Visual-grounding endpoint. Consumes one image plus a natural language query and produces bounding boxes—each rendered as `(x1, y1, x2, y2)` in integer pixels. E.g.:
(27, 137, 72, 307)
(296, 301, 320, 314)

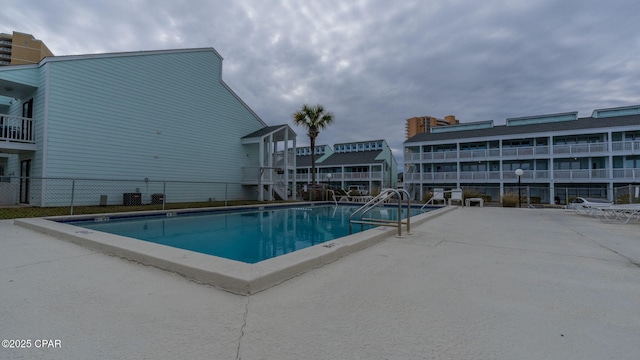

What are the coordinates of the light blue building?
(0, 48, 296, 206)
(404, 105, 640, 204)
(296, 140, 398, 194)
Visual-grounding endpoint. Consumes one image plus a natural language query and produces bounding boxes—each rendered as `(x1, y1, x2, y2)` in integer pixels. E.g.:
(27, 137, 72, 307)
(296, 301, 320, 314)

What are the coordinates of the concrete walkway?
(1, 207, 639, 359)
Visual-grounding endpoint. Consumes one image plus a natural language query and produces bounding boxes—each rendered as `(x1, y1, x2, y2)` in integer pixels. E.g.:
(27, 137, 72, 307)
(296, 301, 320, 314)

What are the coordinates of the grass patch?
(0, 200, 296, 220)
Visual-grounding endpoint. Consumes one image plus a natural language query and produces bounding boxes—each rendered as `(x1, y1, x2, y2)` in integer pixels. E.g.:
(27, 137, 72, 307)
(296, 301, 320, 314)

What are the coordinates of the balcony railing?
(0, 115, 35, 143)
(552, 169, 609, 180)
(273, 150, 295, 167)
(402, 169, 616, 183)
(459, 171, 503, 181)
(611, 140, 640, 152)
(404, 141, 636, 165)
(295, 171, 383, 182)
(458, 149, 501, 159)
(501, 146, 551, 157)
(613, 168, 640, 180)
(553, 142, 608, 155)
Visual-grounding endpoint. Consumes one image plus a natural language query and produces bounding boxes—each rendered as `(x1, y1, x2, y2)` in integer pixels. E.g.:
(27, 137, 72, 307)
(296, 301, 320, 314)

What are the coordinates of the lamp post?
(326, 173, 332, 201)
(515, 169, 523, 208)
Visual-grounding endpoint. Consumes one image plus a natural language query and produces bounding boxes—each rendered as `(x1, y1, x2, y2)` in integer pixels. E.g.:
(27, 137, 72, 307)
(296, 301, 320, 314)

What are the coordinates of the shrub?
(502, 192, 520, 207)
(616, 194, 640, 204)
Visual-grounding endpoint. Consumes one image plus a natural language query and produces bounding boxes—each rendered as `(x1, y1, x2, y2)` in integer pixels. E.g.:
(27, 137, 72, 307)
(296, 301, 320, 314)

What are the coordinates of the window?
(553, 158, 586, 170)
(460, 162, 487, 172)
(459, 142, 487, 151)
(434, 144, 456, 152)
(624, 156, 640, 168)
(503, 139, 533, 148)
(624, 131, 640, 140)
(504, 161, 532, 171)
(535, 160, 549, 170)
(554, 134, 604, 144)
(433, 163, 456, 172)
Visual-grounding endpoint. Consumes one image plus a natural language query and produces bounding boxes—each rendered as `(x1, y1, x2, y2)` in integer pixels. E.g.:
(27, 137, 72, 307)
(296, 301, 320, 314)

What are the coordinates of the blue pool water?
(67, 205, 425, 264)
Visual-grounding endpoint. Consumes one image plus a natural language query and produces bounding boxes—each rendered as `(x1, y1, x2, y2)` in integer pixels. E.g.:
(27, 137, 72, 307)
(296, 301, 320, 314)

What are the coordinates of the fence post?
(163, 182, 166, 210)
(225, 183, 228, 207)
(70, 179, 75, 215)
(630, 184, 633, 204)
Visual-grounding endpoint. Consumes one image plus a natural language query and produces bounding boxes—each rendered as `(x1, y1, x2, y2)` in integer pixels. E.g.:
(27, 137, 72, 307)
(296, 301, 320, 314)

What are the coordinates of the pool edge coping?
(14, 204, 456, 295)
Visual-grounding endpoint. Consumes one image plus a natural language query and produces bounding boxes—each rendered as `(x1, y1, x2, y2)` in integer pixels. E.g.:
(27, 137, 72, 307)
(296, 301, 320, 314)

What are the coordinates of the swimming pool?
(65, 205, 423, 264)
(16, 203, 453, 294)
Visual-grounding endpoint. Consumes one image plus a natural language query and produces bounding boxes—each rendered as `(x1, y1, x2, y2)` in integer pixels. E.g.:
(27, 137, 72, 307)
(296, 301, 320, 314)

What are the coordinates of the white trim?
(40, 62, 50, 206)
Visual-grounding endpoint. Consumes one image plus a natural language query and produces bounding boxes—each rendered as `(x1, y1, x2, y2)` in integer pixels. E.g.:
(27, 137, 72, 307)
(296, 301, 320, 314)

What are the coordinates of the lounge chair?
(449, 189, 463, 206)
(568, 197, 612, 215)
(596, 204, 640, 224)
(336, 189, 353, 202)
(431, 188, 446, 205)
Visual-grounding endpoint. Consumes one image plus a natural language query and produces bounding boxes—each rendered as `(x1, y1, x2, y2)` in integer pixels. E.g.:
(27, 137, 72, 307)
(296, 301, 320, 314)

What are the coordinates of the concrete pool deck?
(11, 205, 454, 295)
(1, 207, 640, 359)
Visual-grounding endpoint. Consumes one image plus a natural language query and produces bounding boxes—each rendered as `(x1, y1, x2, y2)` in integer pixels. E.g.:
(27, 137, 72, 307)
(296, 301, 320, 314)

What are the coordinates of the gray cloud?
(3, 0, 639, 167)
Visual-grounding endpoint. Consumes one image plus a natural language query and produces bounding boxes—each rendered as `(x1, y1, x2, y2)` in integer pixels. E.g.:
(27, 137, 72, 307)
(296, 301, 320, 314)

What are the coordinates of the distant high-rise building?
(405, 115, 458, 139)
(0, 31, 53, 66)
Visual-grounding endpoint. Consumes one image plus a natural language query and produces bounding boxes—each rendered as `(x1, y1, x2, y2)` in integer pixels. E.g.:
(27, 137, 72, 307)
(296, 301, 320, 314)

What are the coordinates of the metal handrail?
(328, 189, 337, 206)
(421, 189, 461, 210)
(349, 188, 411, 236)
(421, 189, 450, 210)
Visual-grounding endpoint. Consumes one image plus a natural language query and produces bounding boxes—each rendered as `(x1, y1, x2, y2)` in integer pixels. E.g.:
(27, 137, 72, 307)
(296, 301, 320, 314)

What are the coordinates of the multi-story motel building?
(296, 140, 398, 194)
(0, 31, 53, 66)
(403, 105, 640, 205)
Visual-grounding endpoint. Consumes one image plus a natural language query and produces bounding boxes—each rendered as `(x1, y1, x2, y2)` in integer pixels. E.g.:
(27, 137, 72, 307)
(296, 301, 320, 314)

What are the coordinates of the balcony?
(553, 142, 608, 155)
(295, 171, 383, 183)
(612, 140, 640, 153)
(501, 146, 549, 158)
(612, 168, 640, 181)
(405, 141, 635, 165)
(458, 149, 501, 160)
(0, 114, 36, 152)
(552, 169, 609, 182)
(459, 171, 502, 182)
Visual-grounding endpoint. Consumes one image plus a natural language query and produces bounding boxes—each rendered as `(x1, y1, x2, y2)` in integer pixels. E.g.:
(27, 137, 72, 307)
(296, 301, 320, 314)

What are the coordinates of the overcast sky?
(2, 0, 639, 169)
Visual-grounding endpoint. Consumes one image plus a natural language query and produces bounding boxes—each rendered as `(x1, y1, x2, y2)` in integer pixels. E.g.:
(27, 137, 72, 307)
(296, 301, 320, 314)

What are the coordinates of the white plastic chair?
(449, 189, 464, 206)
(431, 188, 446, 205)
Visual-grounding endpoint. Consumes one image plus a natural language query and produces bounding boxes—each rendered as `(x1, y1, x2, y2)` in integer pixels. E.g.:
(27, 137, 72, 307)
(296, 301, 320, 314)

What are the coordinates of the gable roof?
(297, 151, 384, 167)
(39, 47, 224, 65)
(243, 125, 290, 139)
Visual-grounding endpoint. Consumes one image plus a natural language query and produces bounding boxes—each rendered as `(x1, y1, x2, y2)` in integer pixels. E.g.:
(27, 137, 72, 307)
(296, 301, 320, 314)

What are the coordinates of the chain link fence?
(0, 176, 264, 219)
(403, 183, 640, 206)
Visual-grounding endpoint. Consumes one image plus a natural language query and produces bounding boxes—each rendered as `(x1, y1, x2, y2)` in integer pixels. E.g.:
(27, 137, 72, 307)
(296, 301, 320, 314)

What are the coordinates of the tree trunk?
(310, 136, 316, 201)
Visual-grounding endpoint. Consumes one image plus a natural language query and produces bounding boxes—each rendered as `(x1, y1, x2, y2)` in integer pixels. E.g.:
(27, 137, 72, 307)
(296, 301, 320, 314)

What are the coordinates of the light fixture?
(515, 169, 524, 208)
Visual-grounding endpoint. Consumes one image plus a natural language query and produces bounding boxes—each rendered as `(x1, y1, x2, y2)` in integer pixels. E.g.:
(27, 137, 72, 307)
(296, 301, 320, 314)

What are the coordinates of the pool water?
(69, 205, 424, 264)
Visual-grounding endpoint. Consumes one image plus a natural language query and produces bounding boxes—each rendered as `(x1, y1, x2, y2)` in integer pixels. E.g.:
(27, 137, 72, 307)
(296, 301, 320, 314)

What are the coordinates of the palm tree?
(293, 104, 334, 200)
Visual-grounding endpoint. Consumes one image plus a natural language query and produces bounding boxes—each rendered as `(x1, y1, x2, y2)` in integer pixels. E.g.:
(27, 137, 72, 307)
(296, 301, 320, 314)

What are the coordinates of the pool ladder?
(349, 188, 411, 236)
